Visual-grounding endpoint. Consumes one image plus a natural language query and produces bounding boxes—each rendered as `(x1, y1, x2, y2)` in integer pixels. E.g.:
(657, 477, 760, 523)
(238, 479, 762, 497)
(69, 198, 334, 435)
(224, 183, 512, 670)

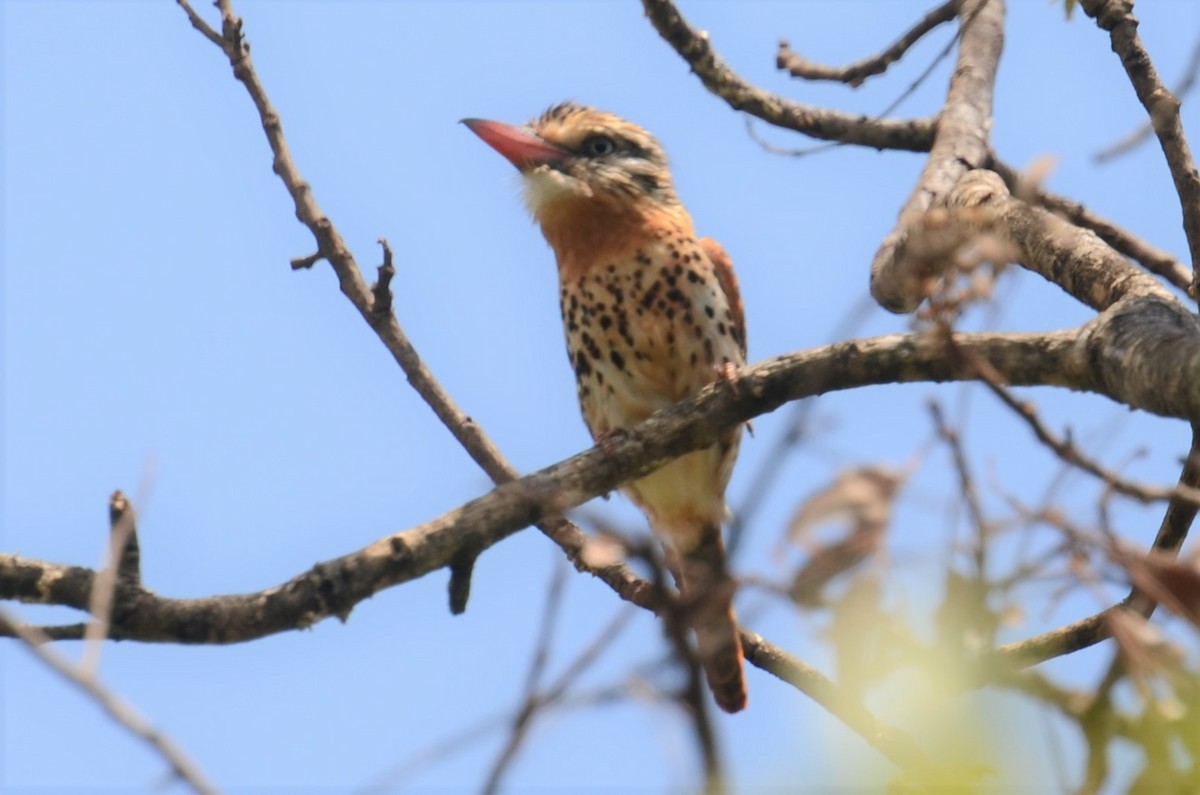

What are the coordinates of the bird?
(463, 102, 748, 713)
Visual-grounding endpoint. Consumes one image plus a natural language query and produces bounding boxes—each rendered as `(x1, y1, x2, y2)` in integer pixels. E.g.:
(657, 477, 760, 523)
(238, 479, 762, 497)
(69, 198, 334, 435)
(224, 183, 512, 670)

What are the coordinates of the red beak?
(461, 118, 567, 170)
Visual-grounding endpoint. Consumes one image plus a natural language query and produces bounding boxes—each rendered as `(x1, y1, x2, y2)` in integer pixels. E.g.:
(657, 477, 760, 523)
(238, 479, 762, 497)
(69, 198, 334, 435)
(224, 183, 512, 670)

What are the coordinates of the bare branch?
(1094, 35, 1200, 164)
(0, 609, 217, 794)
(991, 606, 1115, 670)
(6, 306, 1200, 640)
(1143, 426, 1200, 557)
(991, 158, 1194, 292)
(1115, 424, 1200, 619)
(481, 562, 569, 795)
(1079, 0, 1200, 296)
(741, 632, 938, 775)
(174, 0, 223, 48)
(776, 0, 959, 87)
(176, 0, 643, 614)
(969, 358, 1200, 506)
(871, 0, 1006, 312)
(641, 0, 936, 152)
(880, 170, 1172, 312)
(929, 400, 990, 577)
(981, 430, 1200, 675)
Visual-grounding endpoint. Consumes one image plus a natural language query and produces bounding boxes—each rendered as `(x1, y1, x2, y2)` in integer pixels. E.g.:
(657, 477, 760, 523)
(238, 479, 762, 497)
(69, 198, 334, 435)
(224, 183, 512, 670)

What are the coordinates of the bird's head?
(462, 102, 681, 225)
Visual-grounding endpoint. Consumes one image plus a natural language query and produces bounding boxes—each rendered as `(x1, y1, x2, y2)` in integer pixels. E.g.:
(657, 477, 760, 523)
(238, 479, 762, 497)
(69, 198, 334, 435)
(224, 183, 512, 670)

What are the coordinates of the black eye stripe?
(579, 134, 657, 162)
(633, 173, 659, 193)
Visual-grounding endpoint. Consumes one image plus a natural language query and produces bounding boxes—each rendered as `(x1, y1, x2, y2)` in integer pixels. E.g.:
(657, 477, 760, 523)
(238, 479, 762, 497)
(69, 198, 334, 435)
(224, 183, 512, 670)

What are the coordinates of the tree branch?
(1094, 34, 1200, 165)
(776, 0, 960, 87)
(875, 168, 1173, 313)
(175, 0, 640, 615)
(641, 0, 937, 152)
(742, 632, 938, 774)
(1079, 0, 1200, 296)
(991, 158, 1194, 293)
(10, 315, 1200, 633)
(978, 428, 1200, 678)
(0, 609, 218, 794)
(870, 0, 1006, 312)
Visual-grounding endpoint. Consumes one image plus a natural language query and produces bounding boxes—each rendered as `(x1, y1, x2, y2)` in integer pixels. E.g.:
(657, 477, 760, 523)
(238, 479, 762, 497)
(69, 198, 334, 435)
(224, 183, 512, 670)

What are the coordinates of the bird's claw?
(714, 362, 753, 435)
(596, 427, 631, 457)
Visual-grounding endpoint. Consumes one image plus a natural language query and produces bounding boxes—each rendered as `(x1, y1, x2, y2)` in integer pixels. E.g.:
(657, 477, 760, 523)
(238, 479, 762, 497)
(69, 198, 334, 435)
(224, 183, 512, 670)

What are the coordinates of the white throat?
(521, 168, 591, 215)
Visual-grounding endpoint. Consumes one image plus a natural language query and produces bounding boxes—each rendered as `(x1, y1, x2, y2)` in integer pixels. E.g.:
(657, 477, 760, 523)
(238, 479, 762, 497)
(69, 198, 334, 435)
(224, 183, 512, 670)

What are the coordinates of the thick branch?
(879, 170, 1172, 312)
(11, 322, 1200, 640)
(871, 0, 1005, 312)
(991, 158, 1193, 292)
(7, 324, 1199, 777)
(641, 0, 936, 152)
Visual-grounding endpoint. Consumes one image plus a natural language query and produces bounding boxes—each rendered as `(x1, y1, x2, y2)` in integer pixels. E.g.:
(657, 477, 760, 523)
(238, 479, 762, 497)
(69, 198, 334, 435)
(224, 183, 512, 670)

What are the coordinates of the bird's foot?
(714, 362, 753, 436)
(596, 427, 631, 457)
(714, 361, 739, 387)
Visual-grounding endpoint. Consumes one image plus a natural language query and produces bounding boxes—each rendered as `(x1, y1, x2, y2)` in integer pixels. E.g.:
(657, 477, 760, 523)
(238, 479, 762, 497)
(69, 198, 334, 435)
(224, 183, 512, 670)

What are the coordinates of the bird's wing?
(699, 237, 747, 360)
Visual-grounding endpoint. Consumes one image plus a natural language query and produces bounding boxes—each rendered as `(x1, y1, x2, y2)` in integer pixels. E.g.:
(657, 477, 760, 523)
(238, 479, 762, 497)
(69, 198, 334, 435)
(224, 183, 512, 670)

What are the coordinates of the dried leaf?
(781, 465, 904, 548)
(1014, 153, 1059, 202)
(1120, 550, 1200, 628)
(1106, 610, 1184, 687)
(789, 530, 882, 607)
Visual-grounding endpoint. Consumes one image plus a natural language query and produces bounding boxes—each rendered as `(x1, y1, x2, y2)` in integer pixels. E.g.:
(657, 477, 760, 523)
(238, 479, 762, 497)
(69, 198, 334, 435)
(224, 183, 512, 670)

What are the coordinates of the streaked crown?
(522, 102, 678, 210)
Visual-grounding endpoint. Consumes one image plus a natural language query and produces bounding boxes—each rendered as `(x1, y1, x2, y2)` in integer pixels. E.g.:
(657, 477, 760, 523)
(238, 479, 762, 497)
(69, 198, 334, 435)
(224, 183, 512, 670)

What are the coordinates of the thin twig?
(979, 428, 1200, 676)
(1095, 35, 1200, 163)
(641, 0, 936, 152)
(480, 561, 569, 795)
(741, 632, 938, 776)
(970, 354, 1200, 507)
(928, 400, 990, 578)
(0, 608, 218, 794)
(776, 0, 959, 87)
(745, 5, 962, 161)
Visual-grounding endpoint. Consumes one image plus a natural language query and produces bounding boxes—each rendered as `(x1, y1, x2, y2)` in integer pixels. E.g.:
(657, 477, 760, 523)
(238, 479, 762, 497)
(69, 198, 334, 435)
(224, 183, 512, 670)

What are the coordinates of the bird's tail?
(679, 527, 747, 714)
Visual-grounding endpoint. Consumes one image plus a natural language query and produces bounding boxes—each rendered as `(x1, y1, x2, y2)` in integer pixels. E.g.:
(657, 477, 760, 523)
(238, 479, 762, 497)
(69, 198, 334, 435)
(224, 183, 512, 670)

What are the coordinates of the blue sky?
(4, 1, 1200, 792)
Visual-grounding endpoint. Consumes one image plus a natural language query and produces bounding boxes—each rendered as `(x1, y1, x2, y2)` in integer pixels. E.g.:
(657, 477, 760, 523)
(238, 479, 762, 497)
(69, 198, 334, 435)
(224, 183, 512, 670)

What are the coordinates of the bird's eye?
(583, 135, 616, 156)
